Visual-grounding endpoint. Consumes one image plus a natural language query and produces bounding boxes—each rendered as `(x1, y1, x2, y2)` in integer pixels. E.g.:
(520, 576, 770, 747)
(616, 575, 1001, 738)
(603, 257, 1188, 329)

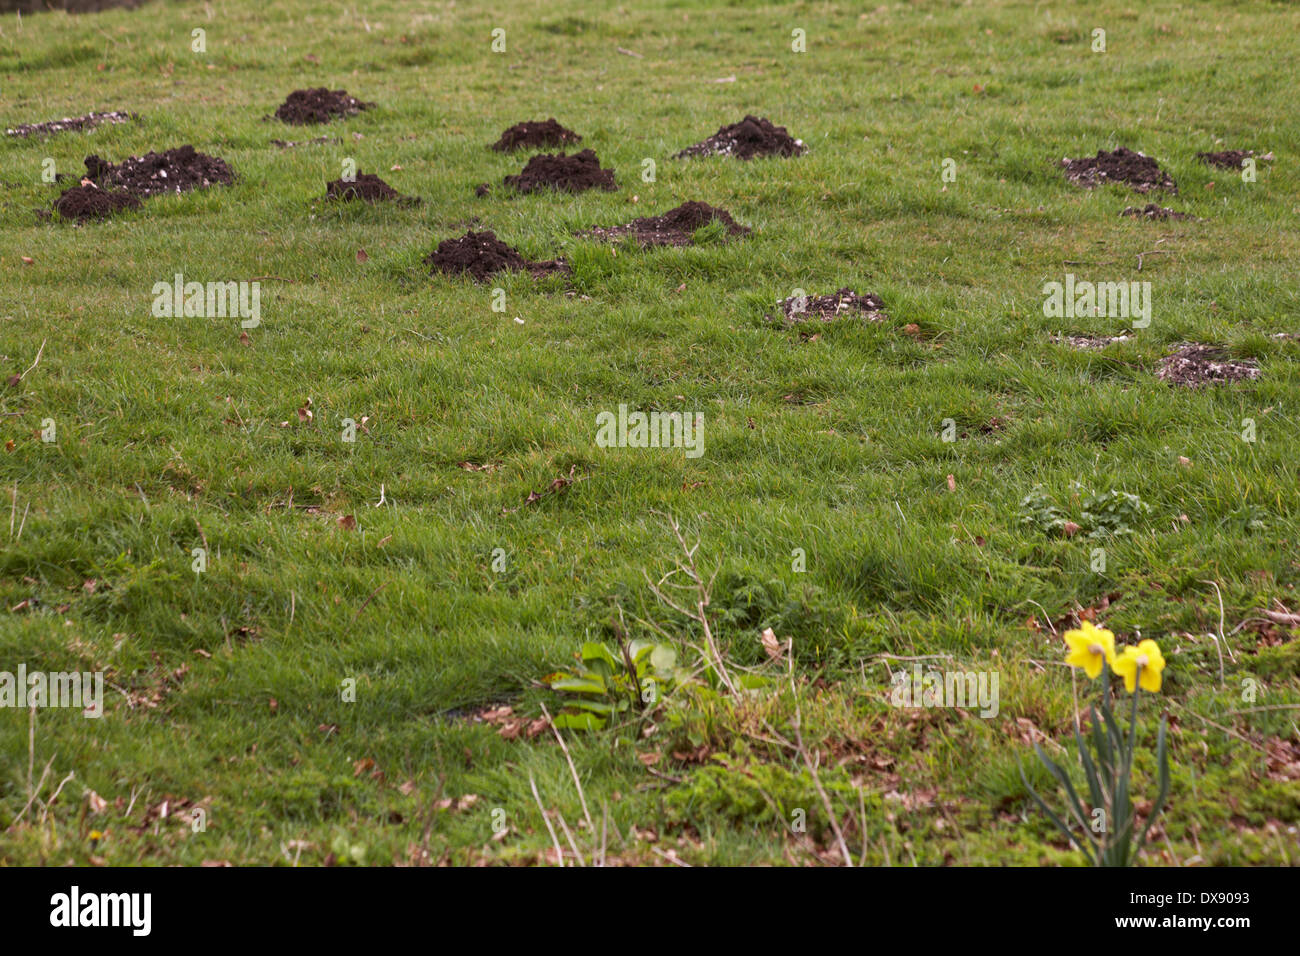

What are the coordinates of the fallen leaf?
(21, 256, 34, 265)
(1062, 520, 1081, 537)
(337, 514, 357, 531)
(760, 627, 784, 660)
(355, 248, 369, 262)
(946, 473, 956, 492)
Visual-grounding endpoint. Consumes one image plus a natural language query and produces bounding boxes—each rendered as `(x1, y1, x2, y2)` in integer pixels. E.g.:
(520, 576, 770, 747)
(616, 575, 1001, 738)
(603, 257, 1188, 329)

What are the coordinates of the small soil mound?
(325, 173, 400, 202)
(1157, 344, 1259, 387)
(84, 145, 234, 197)
(1196, 149, 1253, 170)
(504, 149, 616, 193)
(1060, 148, 1177, 194)
(52, 183, 141, 221)
(274, 88, 375, 125)
(769, 288, 885, 325)
(580, 201, 750, 246)
(424, 230, 565, 282)
(7, 110, 134, 138)
(491, 119, 581, 152)
(675, 115, 806, 160)
(1121, 204, 1193, 221)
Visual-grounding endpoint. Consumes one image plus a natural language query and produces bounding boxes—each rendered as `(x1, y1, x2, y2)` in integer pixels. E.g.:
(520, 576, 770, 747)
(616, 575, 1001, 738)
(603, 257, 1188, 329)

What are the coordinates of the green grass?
(2, 0, 1299, 866)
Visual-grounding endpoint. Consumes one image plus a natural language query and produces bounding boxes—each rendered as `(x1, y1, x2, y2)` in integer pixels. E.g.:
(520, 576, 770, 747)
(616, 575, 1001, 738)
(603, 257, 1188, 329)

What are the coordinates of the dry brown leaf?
(760, 627, 784, 660)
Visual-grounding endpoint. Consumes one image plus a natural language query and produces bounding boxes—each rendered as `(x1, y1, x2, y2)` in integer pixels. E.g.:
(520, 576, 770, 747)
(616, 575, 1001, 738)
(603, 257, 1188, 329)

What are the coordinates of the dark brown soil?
(424, 230, 565, 282)
(1121, 204, 1193, 221)
(83, 145, 234, 197)
(6, 110, 134, 138)
(579, 201, 750, 247)
(504, 149, 616, 194)
(324, 173, 400, 202)
(1196, 149, 1253, 170)
(274, 88, 375, 126)
(768, 288, 886, 325)
(52, 183, 142, 221)
(675, 115, 806, 160)
(1157, 344, 1259, 387)
(491, 119, 581, 152)
(1060, 148, 1177, 194)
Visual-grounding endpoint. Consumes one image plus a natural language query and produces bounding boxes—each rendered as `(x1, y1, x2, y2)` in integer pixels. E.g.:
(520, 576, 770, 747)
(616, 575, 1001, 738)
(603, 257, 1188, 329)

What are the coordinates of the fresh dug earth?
(1121, 204, 1193, 221)
(425, 230, 565, 282)
(1157, 344, 1260, 387)
(1060, 148, 1177, 194)
(579, 201, 750, 247)
(675, 115, 806, 160)
(769, 288, 886, 325)
(324, 173, 401, 202)
(6, 110, 134, 138)
(1197, 149, 1253, 170)
(504, 149, 616, 193)
(84, 145, 234, 197)
(274, 88, 375, 125)
(52, 183, 142, 221)
(491, 118, 581, 152)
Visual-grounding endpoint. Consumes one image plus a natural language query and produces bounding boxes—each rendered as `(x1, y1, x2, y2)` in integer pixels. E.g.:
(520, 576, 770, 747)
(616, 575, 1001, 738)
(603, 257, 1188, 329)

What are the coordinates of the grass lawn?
(2, 0, 1299, 866)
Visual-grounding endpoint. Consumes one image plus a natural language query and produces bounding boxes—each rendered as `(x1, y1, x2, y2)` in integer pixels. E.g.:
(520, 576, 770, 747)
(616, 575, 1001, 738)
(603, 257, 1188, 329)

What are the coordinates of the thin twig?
(528, 773, 565, 867)
(541, 702, 595, 835)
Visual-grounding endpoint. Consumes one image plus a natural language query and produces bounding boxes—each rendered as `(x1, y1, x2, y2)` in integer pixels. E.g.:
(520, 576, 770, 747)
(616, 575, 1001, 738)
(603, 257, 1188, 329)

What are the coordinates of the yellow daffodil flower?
(1111, 639, 1166, 693)
(1063, 620, 1116, 679)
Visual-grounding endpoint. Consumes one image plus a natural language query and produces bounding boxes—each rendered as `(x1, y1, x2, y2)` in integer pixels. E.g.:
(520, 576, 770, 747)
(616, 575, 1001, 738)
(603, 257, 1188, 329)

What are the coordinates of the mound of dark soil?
(274, 88, 375, 125)
(1157, 344, 1259, 387)
(325, 173, 400, 202)
(1121, 204, 1193, 221)
(504, 149, 616, 193)
(6, 110, 134, 138)
(1061, 148, 1177, 194)
(84, 145, 234, 197)
(769, 288, 886, 325)
(425, 230, 565, 282)
(52, 183, 141, 221)
(491, 119, 581, 152)
(580, 201, 750, 246)
(675, 115, 806, 160)
(1196, 149, 1253, 170)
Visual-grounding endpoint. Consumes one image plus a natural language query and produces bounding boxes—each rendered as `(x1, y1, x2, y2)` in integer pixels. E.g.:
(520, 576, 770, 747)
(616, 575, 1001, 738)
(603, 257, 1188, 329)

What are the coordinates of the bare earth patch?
(1121, 204, 1195, 221)
(1052, 333, 1132, 350)
(768, 288, 886, 325)
(6, 110, 134, 137)
(579, 201, 750, 246)
(1157, 344, 1260, 387)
